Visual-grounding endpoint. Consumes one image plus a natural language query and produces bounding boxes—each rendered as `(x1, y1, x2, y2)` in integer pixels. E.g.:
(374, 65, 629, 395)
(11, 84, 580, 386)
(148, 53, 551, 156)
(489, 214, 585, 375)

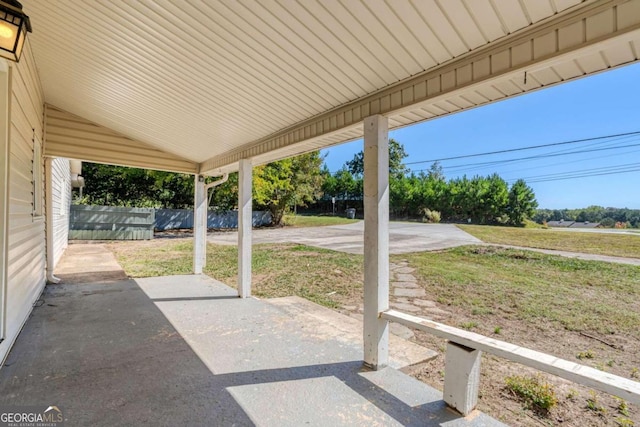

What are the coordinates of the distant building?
(547, 220, 601, 228)
(569, 221, 602, 228)
(547, 220, 574, 228)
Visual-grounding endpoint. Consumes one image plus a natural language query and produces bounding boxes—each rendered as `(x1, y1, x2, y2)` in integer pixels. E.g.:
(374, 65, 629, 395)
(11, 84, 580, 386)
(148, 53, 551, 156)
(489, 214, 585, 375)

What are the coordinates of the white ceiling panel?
(22, 0, 616, 170)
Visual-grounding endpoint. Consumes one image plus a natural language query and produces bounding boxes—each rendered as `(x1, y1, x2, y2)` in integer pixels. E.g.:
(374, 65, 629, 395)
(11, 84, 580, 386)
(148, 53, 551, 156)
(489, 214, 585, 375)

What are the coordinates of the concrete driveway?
(208, 221, 481, 254)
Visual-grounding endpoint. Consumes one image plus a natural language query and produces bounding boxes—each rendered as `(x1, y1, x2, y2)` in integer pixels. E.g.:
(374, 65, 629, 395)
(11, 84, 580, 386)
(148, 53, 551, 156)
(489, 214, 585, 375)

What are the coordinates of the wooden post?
(238, 159, 252, 298)
(444, 341, 482, 416)
(363, 115, 389, 370)
(193, 174, 206, 274)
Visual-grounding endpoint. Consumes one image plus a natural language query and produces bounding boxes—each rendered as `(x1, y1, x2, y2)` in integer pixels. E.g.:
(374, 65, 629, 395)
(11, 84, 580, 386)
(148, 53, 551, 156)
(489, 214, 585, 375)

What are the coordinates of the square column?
(238, 159, 252, 298)
(363, 115, 390, 370)
(193, 175, 206, 274)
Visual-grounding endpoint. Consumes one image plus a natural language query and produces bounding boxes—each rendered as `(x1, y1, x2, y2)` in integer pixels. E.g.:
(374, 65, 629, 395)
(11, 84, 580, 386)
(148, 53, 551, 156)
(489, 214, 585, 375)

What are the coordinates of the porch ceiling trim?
(200, 0, 640, 175)
(44, 105, 199, 174)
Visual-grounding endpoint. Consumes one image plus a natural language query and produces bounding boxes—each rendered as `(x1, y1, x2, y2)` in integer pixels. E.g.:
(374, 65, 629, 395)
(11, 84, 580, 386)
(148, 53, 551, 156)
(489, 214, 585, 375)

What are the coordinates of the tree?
(346, 138, 408, 178)
(507, 179, 538, 226)
(253, 151, 325, 225)
(426, 161, 445, 182)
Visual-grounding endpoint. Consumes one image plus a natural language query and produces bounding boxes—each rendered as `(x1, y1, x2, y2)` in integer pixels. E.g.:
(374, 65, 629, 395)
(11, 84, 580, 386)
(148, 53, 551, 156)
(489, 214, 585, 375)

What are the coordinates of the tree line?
(319, 139, 538, 226)
(534, 206, 640, 228)
(79, 139, 540, 226)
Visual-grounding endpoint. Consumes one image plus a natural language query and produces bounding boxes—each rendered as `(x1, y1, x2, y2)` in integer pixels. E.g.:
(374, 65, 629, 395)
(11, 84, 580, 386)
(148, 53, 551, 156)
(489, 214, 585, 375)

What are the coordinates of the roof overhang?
(23, 0, 640, 176)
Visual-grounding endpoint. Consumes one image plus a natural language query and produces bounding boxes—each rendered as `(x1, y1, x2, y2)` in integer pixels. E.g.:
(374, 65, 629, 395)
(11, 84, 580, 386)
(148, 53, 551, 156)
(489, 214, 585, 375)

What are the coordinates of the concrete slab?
(0, 274, 504, 426)
(54, 243, 128, 283)
(394, 288, 427, 297)
(208, 222, 482, 255)
(265, 296, 436, 369)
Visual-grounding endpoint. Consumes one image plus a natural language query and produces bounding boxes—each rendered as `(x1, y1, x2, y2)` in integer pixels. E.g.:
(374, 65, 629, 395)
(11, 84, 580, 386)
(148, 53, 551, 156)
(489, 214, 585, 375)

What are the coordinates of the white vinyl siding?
(0, 40, 46, 365)
(50, 158, 70, 267)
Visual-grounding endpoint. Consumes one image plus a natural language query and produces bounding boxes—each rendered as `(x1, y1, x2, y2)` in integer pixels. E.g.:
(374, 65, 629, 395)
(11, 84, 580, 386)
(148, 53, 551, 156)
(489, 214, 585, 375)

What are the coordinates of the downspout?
(205, 173, 229, 212)
(44, 158, 60, 284)
(205, 173, 229, 196)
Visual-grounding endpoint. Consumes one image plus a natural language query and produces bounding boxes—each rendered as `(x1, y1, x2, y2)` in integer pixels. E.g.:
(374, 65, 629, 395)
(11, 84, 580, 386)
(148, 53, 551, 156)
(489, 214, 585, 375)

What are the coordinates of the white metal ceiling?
(25, 0, 584, 166)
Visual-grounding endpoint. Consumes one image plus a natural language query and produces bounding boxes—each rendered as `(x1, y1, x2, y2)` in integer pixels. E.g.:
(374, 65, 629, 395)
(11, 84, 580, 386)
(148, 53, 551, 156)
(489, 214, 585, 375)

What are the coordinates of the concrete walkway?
(485, 244, 640, 266)
(209, 221, 481, 254)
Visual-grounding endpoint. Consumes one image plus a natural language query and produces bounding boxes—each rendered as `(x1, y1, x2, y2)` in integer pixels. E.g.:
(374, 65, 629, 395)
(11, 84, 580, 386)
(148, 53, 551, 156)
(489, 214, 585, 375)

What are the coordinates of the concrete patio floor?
(208, 222, 481, 254)
(0, 273, 504, 426)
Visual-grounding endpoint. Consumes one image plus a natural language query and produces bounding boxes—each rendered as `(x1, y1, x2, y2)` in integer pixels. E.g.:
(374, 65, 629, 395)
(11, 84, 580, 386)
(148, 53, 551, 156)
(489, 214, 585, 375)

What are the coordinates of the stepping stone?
(396, 274, 417, 282)
(391, 302, 422, 312)
(341, 305, 357, 311)
(394, 288, 426, 297)
(392, 281, 419, 289)
(394, 267, 415, 274)
(413, 299, 436, 308)
(395, 297, 411, 304)
(390, 322, 414, 340)
(349, 313, 363, 322)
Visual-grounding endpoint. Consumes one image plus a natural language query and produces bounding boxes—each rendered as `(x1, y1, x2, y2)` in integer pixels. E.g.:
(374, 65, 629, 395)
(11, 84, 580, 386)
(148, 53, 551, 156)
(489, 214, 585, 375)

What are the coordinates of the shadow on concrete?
(150, 295, 240, 302)
(0, 279, 254, 426)
(0, 277, 496, 426)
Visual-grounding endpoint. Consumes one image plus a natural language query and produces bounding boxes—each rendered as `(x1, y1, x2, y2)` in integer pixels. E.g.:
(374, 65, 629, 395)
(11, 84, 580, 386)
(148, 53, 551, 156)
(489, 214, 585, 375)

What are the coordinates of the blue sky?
(322, 62, 640, 209)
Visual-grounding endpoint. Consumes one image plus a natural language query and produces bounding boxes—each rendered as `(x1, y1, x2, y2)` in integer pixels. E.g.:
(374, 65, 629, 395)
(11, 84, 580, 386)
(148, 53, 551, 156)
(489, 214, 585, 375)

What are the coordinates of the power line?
(412, 139, 640, 173)
(404, 130, 640, 166)
(505, 163, 640, 183)
(523, 168, 640, 183)
(497, 148, 640, 179)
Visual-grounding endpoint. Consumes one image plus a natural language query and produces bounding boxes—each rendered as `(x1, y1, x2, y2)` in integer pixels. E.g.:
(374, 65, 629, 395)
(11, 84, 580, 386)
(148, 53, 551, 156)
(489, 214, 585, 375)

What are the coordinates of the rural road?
(208, 221, 481, 255)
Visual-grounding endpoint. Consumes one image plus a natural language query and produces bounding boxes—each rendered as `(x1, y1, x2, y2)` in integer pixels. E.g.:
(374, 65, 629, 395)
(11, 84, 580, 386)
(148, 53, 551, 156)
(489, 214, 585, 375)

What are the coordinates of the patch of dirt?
(331, 261, 640, 426)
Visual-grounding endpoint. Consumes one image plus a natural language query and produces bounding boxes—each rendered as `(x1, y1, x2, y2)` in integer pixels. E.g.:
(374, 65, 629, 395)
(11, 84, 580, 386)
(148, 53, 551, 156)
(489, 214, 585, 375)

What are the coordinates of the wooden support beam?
(363, 115, 389, 370)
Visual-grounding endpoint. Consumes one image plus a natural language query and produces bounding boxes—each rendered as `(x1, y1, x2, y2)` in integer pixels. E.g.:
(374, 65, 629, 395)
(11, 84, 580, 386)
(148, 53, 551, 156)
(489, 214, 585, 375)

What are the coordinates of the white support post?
(363, 115, 389, 370)
(193, 174, 206, 274)
(443, 342, 482, 416)
(0, 60, 9, 341)
(238, 159, 252, 298)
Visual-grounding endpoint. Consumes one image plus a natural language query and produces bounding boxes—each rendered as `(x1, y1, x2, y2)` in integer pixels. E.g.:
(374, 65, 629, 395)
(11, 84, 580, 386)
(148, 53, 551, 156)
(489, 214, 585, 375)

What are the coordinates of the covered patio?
(1, 0, 640, 424)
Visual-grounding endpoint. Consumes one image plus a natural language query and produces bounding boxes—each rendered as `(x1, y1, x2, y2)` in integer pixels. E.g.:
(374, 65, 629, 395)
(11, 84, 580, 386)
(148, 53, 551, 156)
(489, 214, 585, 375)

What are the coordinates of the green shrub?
(505, 375, 558, 412)
(421, 208, 441, 223)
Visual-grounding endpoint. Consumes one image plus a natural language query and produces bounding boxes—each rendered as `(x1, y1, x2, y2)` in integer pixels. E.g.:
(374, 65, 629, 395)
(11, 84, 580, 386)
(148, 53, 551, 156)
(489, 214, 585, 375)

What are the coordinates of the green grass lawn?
(109, 240, 639, 337)
(110, 240, 363, 308)
(458, 224, 640, 259)
(283, 214, 359, 228)
(401, 246, 640, 337)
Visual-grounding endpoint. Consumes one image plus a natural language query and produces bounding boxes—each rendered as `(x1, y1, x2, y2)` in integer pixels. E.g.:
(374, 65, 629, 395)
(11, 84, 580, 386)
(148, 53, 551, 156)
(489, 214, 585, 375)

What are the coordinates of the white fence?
(382, 310, 640, 415)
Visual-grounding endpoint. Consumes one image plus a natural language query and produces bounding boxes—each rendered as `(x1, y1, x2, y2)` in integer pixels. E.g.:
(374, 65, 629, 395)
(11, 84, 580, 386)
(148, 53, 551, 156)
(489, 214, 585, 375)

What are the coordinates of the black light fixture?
(0, 0, 31, 63)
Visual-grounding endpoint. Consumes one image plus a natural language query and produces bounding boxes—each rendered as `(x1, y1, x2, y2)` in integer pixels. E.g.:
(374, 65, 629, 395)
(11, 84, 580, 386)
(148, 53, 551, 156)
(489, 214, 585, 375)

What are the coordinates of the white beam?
(238, 159, 252, 298)
(363, 115, 389, 370)
(0, 60, 9, 342)
(383, 309, 640, 405)
(193, 175, 206, 274)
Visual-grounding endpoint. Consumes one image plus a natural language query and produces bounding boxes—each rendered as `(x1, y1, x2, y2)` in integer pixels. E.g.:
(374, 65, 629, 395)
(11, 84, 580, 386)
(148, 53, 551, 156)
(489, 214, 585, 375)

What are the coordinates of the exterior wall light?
(0, 0, 31, 62)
